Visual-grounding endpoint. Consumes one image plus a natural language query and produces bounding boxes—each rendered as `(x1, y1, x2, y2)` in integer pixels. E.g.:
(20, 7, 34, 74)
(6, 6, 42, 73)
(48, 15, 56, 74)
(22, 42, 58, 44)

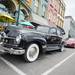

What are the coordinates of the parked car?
(64, 38, 75, 48)
(1, 25, 65, 62)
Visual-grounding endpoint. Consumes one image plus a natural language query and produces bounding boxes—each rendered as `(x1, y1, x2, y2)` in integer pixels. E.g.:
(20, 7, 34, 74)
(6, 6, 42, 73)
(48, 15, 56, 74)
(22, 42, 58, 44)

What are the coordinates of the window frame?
(49, 27, 57, 35)
(36, 26, 50, 33)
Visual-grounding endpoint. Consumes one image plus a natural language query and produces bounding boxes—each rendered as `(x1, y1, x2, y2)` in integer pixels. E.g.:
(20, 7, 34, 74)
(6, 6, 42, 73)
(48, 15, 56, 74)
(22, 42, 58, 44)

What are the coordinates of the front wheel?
(23, 43, 39, 62)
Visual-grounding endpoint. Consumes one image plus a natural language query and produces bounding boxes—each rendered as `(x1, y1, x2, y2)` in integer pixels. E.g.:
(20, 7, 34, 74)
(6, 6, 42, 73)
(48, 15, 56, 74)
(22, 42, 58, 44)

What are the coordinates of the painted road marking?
(42, 52, 75, 75)
(0, 57, 27, 75)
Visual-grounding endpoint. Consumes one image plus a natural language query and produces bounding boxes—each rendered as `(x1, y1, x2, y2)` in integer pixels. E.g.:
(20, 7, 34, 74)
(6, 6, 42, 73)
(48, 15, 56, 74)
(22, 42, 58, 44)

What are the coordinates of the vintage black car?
(1, 25, 65, 62)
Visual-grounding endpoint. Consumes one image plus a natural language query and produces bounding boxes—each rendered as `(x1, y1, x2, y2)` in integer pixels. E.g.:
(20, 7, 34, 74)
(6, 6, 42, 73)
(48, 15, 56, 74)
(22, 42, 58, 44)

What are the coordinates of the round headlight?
(16, 34, 21, 44)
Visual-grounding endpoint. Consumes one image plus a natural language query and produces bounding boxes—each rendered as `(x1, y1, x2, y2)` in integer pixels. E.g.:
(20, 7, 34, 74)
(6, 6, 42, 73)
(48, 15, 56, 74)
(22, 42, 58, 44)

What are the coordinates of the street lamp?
(16, 0, 21, 26)
(16, 0, 31, 26)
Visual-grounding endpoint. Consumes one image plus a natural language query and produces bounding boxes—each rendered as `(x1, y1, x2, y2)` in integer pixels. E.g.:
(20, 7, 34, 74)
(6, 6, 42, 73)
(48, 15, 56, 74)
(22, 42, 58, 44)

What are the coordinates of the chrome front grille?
(3, 38, 16, 44)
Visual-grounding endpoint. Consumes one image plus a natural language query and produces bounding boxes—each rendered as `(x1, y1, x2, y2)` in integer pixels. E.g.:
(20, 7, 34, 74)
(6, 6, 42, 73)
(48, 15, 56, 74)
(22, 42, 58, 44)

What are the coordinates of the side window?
(49, 28, 57, 34)
(36, 26, 49, 33)
(57, 29, 61, 36)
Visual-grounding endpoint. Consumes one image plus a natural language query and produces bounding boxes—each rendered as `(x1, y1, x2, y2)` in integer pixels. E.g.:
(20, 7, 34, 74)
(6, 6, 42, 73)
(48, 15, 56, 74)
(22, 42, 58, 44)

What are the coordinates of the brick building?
(47, 0, 65, 27)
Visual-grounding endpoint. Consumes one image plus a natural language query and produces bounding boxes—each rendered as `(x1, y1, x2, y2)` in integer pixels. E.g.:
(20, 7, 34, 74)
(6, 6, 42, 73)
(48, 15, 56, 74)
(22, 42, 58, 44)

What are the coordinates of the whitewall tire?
(23, 43, 39, 62)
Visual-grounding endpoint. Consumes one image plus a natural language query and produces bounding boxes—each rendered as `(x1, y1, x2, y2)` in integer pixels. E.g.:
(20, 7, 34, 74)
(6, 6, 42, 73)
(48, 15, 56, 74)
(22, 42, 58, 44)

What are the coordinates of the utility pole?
(16, 0, 31, 26)
(16, 0, 21, 26)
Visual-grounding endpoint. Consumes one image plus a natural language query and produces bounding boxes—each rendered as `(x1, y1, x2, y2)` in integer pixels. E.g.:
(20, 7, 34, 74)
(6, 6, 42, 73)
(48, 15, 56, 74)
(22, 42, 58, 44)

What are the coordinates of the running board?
(45, 46, 60, 51)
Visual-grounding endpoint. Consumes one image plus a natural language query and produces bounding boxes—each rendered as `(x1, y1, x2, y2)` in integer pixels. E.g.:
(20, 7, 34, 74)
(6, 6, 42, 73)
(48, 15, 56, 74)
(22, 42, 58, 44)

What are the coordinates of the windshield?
(7, 30, 20, 38)
(6, 25, 23, 30)
(36, 26, 49, 33)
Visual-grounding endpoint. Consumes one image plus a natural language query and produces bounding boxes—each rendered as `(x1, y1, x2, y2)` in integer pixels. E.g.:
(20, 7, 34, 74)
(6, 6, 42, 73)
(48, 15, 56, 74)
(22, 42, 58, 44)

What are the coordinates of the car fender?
(20, 36, 47, 50)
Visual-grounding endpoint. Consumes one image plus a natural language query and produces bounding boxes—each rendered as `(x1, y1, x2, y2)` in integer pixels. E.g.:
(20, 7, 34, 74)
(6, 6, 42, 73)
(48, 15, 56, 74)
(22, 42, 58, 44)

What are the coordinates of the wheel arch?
(20, 39, 46, 52)
(28, 40, 46, 52)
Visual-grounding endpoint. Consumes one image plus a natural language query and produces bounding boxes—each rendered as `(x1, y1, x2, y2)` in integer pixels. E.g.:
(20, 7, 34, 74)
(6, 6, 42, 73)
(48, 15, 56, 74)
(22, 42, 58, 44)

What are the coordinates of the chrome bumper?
(0, 46, 25, 55)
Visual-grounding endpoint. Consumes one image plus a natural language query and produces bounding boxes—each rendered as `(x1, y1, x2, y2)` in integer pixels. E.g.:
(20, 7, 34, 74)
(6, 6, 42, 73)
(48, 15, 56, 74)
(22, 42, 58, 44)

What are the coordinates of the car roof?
(37, 25, 57, 28)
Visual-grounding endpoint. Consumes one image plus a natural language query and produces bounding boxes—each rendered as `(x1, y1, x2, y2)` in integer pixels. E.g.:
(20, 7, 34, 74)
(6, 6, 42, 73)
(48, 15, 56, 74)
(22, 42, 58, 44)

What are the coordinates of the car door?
(56, 28, 62, 44)
(48, 27, 58, 44)
(46, 27, 60, 51)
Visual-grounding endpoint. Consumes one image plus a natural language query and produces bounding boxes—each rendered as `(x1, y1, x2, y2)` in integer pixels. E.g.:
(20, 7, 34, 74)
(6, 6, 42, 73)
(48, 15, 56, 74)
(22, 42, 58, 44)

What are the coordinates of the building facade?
(0, 0, 66, 27)
(30, 0, 49, 25)
(31, 0, 48, 18)
(63, 16, 75, 39)
(0, 0, 32, 22)
(47, 0, 65, 27)
(0, 0, 48, 24)
(0, 3, 8, 26)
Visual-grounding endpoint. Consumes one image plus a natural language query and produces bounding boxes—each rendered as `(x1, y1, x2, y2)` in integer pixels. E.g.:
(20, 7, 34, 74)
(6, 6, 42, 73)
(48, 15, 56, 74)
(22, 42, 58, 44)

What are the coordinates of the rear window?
(36, 26, 49, 33)
(49, 28, 57, 34)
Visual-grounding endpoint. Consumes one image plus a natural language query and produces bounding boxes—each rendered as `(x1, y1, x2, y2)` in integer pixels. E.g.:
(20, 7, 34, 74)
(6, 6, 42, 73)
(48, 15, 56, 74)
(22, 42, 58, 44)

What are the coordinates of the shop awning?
(19, 21, 34, 26)
(0, 12, 16, 23)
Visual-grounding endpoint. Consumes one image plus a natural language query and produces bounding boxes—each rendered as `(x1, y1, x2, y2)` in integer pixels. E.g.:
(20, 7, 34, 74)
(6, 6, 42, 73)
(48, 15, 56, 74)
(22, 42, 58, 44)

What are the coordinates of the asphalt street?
(0, 47, 75, 75)
(0, 58, 19, 75)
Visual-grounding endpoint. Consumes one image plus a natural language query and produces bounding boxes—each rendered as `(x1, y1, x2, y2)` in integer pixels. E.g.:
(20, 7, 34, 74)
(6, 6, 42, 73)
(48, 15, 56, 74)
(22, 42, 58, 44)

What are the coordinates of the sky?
(64, 0, 75, 20)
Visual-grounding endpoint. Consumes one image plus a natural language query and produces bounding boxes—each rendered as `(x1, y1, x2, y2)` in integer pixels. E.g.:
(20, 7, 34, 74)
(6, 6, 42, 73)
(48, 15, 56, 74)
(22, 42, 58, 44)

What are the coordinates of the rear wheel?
(23, 43, 39, 62)
(59, 44, 64, 52)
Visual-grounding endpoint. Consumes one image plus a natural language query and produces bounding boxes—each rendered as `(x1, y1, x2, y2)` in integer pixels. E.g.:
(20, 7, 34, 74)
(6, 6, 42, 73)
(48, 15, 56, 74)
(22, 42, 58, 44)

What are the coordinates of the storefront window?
(15, 10, 25, 22)
(42, 4, 46, 17)
(34, 0, 39, 14)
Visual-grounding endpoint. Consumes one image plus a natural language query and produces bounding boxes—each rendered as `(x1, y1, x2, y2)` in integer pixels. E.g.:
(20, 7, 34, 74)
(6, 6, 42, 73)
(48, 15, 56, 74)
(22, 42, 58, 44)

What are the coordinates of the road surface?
(0, 47, 75, 75)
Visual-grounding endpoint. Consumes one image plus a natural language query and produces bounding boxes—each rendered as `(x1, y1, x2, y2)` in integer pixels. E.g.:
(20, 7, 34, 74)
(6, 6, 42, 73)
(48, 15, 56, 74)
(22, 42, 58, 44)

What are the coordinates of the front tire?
(23, 43, 39, 62)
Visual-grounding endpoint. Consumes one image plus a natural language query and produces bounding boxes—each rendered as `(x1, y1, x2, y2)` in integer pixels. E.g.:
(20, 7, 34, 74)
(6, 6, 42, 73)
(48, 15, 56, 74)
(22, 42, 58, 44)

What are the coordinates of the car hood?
(19, 29, 46, 36)
(7, 28, 46, 38)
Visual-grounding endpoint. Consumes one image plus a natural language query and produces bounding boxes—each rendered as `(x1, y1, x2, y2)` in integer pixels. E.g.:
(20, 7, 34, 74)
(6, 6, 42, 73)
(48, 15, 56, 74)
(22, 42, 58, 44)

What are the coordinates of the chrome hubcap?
(29, 47, 37, 58)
